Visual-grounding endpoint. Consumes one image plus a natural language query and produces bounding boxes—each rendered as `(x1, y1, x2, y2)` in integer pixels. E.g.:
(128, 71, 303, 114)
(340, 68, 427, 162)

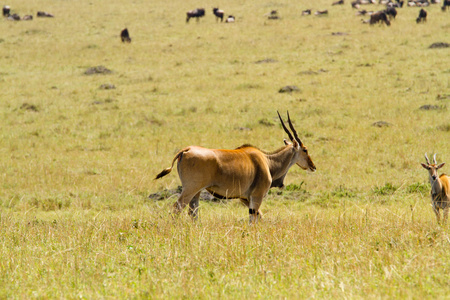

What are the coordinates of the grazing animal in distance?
(121, 28, 131, 43)
(315, 10, 329, 15)
(213, 8, 224, 22)
(302, 9, 312, 15)
(442, 0, 450, 10)
(186, 8, 205, 23)
(37, 11, 54, 17)
(332, 0, 345, 5)
(225, 15, 235, 23)
(370, 11, 391, 25)
(3, 5, 10, 16)
(154, 112, 316, 223)
(421, 154, 450, 224)
(266, 10, 279, 19)
(384, 6, 397, 19)
(416, 8, 427, 22)
(7, 13, 20, 20)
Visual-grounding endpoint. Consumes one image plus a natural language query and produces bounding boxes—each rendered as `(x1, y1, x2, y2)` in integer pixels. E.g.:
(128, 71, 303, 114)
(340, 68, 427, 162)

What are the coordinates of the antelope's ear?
(437, 163, 446, 169)
(283, 139, 292, 146)
(421, 163, 429, 169)
(292, 139, 300, 149)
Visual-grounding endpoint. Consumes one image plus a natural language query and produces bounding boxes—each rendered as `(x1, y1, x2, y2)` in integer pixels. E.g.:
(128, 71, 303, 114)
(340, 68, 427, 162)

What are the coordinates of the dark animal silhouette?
(315, 10, 329, 15)
(225, 15, 235, 23)
(384, 6, 397, 19)
(267, 10, 279, 19)
(121, 28, 131, 43)
(186, 8, 205, 23)
(416, 8, 427, 23)
(3, 5, 10, 16)
(332, 0, 345, 5)
(370, 11, 391, 25)
(213, 8, 224, 22)
(37, 11, 54, 17)
(302, 9, 312, 15)
(8, 13, 20, 20)
(442, 0, 450, 11)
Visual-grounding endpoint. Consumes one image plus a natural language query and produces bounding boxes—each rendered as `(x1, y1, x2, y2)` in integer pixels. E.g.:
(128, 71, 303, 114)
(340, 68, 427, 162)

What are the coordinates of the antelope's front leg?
(432, 204, 441, 224)
(248, 196, 263, 224)
(443, 207, 449, 224)
(240, 198, 263, 219)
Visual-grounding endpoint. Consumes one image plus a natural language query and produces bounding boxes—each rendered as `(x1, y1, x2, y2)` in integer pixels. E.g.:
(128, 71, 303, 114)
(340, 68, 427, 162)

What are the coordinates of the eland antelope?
(155, 112, 316, 222)
(421, 154, 450, 223)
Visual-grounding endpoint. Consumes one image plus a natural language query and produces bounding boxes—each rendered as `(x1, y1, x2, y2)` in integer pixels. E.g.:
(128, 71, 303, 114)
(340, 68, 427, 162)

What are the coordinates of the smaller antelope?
(421, 154, 450, 223)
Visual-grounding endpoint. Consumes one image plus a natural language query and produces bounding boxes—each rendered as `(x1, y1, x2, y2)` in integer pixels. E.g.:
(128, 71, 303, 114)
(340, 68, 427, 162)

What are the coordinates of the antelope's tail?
(154, 149, 186, 180)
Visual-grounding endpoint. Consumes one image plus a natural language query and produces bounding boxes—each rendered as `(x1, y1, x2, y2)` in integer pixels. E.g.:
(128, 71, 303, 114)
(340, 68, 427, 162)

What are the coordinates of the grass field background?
(1, 0, 449, 298)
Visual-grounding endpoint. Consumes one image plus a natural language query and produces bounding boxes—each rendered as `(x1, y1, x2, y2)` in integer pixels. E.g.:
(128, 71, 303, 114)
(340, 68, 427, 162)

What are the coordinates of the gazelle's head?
(278, 111, 316, 172)
(421, 153, 445, 181)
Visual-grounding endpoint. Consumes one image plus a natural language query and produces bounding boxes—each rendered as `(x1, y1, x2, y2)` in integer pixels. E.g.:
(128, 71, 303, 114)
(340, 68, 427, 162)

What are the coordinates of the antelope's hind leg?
(173, 188, 200, 217)
(188, 192, 201, 220)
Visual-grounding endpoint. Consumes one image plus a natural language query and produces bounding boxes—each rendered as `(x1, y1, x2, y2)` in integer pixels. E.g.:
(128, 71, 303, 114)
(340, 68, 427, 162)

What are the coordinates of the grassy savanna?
(1, 0, 449, 297)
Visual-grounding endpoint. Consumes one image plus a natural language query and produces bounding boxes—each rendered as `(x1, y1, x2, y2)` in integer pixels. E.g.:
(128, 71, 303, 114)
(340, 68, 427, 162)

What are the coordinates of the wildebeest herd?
(2, 5, 53, 21)
(179, 0, 448, 30)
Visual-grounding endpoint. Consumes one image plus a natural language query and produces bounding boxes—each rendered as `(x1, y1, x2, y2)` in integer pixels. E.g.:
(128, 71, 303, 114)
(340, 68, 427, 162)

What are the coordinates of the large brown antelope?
(421, 154, 450, 223)
(155, 112, 316, 222)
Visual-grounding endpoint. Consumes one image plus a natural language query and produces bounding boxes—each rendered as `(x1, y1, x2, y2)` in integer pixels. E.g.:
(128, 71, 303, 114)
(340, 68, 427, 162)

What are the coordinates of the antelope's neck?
(430, 175, 442, 195)
(266, 146, 295, 180)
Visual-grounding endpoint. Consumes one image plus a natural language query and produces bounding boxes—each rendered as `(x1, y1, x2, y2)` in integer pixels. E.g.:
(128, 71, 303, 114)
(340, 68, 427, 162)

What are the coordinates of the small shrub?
(372, 183, 398, 196)
(331, 185, 357, 198)
(407, 182, 429, 194)
(285, 182, 305, 191)
(258, 118, 275, 127)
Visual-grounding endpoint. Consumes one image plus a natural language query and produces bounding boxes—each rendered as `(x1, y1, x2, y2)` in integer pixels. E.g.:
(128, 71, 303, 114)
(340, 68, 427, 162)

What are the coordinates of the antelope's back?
(440, 174, 450, 195)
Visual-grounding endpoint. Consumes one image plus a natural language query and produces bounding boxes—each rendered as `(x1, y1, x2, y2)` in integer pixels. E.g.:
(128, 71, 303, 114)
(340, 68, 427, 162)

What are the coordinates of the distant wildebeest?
(154, 112, 316, 223)
(352, 0, 361, 8)
(356, 9, 372, 15)
(7, 13, 20, 21)
(421, 154, 450, 224)
(213, 8, 224, 22)
(186, 8, 205, 23)
(37, 11, 54, 17)
(315, 10, 329, 15)
(302, 9, 312, 15)
(332, 0, 345, 5)
(370, 10, 391, 25)
(3, 5, 10, 16)
(442, 0, 450, 11)
(267, 10, 279, 19)
(416, 8, 427, 22)
(22, 15, 32, 20)
(384, 6, 397, 19)
(121, 28, 131, 43)
(225, 15, 235, 23)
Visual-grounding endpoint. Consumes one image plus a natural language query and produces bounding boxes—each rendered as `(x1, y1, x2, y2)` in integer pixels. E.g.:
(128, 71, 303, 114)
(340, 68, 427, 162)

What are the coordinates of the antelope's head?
(278, 111, 316, 172)
(421, 153, 445, 181)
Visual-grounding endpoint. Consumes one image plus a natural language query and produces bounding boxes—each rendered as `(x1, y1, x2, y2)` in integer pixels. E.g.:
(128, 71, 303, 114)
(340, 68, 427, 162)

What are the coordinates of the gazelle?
(155, 111, 316, 222)
(421, 154, 450, 223)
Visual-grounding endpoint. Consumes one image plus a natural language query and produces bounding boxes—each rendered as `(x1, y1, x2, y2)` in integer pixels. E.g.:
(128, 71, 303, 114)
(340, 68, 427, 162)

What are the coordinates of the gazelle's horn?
(425, 153, 431, 164)
(287, 111, 303, 146)
(433, 153, 437, 164)
(277, 111, 294, 142)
